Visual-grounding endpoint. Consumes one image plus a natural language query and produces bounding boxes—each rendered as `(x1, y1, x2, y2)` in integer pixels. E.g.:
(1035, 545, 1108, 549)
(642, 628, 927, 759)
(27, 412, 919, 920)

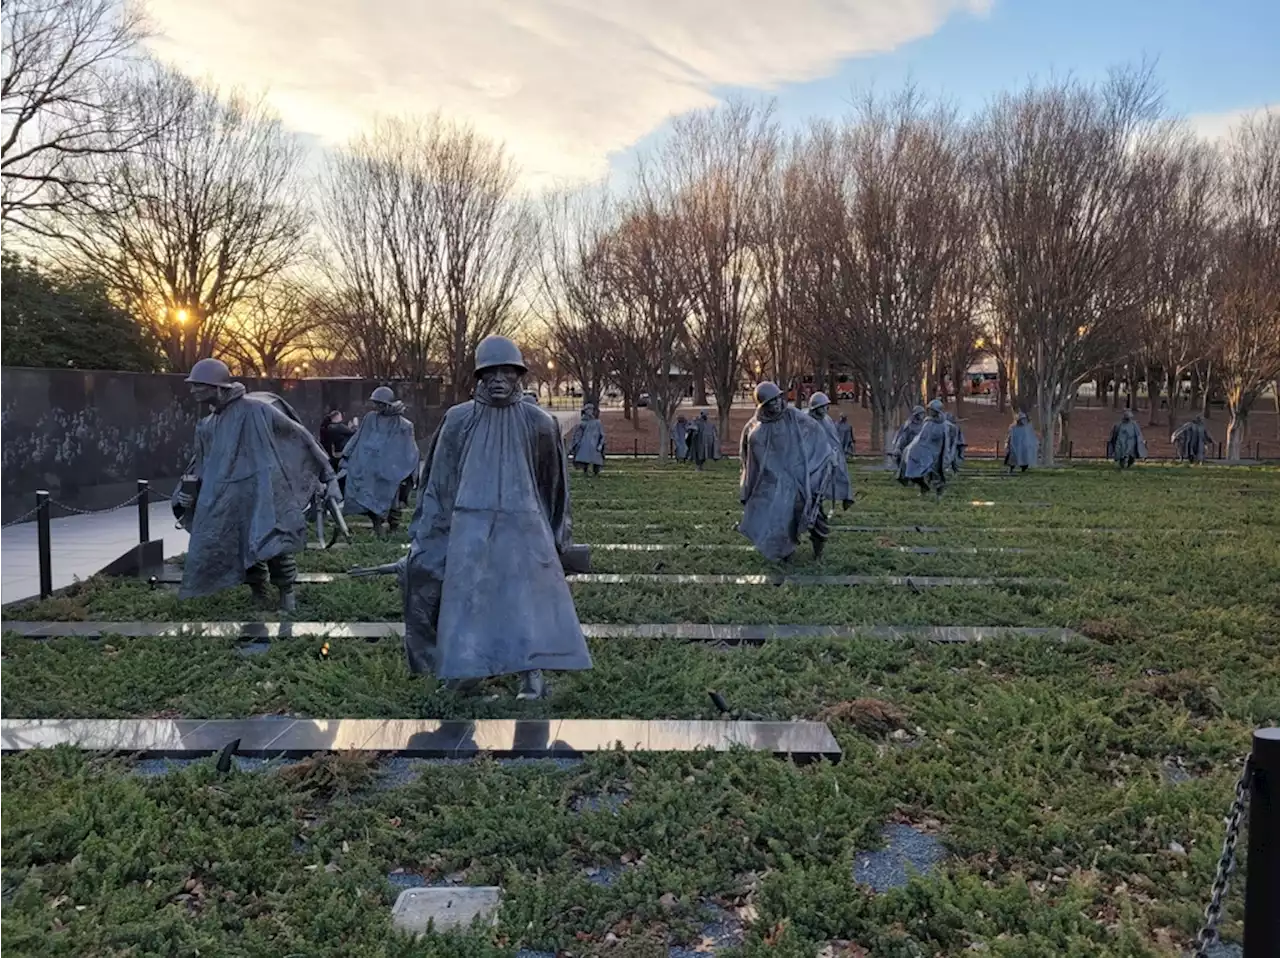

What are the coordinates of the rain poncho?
(1107, 416, 1148, 463)
(404, 382, 592, 680)
(341, 403, 419, 517)
(837, 418, 855, 457)
(898, 415, 956, 484)
(1004, 418, 1039, 468)
(1172, 419, 1213, 462)
(812, 413, 853, 504)
(174, 385, 332, 599)
(569, 415, 606, 467)
(943, 414, 966, 474)
(891, 412, 925, 461)
(738, 406, 835, 561)
(691, 413, 721, 463)
(673, 417, 689, 459)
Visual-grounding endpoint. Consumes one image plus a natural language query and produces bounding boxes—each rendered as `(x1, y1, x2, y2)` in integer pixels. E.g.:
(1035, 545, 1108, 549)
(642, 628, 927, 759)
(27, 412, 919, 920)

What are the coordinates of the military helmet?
(928, 398, 944, 413)
(809, 391, 831, 409)
(370, 385, 396, 404)
(754, 382, 783, 406)
(910, 405, 925, 417)
(185, 358, 232, 387)
(474, 335, 527, 376)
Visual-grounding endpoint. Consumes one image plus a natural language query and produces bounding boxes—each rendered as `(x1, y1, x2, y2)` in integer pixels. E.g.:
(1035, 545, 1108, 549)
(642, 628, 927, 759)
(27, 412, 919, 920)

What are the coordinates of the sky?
(141, 0, 1280, 191)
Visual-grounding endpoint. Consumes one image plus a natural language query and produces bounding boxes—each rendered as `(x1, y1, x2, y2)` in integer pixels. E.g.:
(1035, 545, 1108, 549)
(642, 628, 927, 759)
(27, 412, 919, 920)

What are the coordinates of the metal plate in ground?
(392, 886, 501, 934)
(0, 718, 842, 761)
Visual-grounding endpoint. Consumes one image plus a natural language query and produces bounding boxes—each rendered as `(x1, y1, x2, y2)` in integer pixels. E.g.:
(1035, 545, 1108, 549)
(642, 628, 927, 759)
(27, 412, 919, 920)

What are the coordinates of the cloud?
(142, 0, 989, 188)
(1184, 105, 1274, 142)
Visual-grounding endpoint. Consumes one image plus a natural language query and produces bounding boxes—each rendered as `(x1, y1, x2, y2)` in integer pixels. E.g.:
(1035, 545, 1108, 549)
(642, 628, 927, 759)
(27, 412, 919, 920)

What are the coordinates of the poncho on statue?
(891, 408, 925, 461)
(899, 415, 956, 484)
(837, 418, 855, 457)
(404, 382, 592, 680)
(691, 412, 721, 463)
(175, 385, 331, 598)
(1107, 414, 1148, 463)
(943, 414, 966, 474)
(1172, 418, 1213, 462)
(673, 417, 689, 459)
(738, 404, 834, 561)
(341, 403, 419, 516)
(1004, 416, 1039, 468)
(569, 413, 606, 467)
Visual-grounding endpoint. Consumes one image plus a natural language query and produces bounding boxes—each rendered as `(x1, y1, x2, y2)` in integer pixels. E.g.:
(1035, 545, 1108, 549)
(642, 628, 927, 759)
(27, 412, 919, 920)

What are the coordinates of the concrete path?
(1, 501, 188, 604)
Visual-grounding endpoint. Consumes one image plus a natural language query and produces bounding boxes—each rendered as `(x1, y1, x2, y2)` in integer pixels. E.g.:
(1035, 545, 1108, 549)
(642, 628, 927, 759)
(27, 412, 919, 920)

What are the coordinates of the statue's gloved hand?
(324, 477, 342, 503)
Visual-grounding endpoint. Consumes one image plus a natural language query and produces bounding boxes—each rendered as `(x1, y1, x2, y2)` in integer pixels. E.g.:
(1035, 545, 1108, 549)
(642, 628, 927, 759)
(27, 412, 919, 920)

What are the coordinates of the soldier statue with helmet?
(738, 381, 836, 562)
(173, 358, 339, 611)
(353, 335, 592, 701)
(339, 384, 420, 536)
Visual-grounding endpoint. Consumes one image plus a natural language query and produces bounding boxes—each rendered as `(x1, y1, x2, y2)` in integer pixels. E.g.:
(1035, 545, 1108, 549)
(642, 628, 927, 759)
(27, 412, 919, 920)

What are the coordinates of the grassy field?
(3, 460, 1279, 957)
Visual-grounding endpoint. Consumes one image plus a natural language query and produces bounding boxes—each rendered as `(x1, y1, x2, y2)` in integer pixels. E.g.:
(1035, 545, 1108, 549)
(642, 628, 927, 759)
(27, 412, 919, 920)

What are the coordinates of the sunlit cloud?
(143, 0, 990, 188)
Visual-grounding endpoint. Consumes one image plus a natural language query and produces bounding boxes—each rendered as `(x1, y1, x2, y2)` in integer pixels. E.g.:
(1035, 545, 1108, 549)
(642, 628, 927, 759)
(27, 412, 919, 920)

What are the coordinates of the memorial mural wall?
(1, 367, 443, 522)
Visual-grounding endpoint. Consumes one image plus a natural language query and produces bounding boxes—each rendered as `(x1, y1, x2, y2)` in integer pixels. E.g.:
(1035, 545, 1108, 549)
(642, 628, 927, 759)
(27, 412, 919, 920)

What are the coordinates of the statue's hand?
(175, 492, 195, 509)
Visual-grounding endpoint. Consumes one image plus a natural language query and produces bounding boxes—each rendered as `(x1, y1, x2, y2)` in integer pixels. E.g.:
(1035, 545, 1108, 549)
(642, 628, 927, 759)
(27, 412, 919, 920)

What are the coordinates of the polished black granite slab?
(149, 571, 1058, 587)
(0, 718, 842, 761)
(586, 543, 1032, 554)
(569, 573, 1061, 586)
(0, 621, 1083, 643)
(152, 572, 337, 585)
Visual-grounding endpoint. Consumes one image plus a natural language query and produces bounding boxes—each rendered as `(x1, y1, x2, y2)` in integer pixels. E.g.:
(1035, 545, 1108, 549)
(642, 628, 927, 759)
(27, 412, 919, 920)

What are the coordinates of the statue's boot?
(279, 588, 297, 614)
(517, 670, 546, 701)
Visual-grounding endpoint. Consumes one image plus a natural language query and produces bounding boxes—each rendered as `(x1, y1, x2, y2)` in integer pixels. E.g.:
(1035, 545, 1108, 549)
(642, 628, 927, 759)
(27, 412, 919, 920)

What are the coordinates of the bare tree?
(821, 91, 966, 454)
(221, 280, 325, 377)
(322, 115, 532, 398)
(54, 69, 309, 371)
(975, 68, 1158, 463)
(648, 99, 774, 437)
(536, 190, 615, 408)
(2, 0, 161, 232)
(604, 200, 690, 460)
(434, 124, 534, 402)
(1135, 130, 1219, 433)
(321, 118, 444, 381)
(1213, 110, 1280, 460)
(754, 133, 810, 388)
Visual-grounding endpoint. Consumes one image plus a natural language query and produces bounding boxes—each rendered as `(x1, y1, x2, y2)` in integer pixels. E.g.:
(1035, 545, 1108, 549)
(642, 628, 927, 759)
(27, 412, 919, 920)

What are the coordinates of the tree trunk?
(1056, 399, 1073, 458)
(1190, 365, 1204, 420)
(1165, 370, 1180, 437)
(1274, 379, 1279, 439)
(996, 356, 1009, 414)
(951, 361, 966, 418)
(654, 411, 672, 463)
(1226, 407, 1249, 461)
(860, 381, 869, 408)
(869, 403, 882, 455)
(1146, 374, 1161, 426)
(694, 369, 708, 406)
(1034, 384, 1058, 467)
(1112, 368, 1123, 410)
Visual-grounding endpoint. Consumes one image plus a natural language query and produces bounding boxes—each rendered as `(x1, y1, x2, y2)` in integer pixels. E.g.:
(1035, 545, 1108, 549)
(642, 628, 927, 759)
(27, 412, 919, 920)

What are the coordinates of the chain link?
(1193, 755, 1253, 957)
(1, 504, 42, 528)
(46, 490, 147, 517)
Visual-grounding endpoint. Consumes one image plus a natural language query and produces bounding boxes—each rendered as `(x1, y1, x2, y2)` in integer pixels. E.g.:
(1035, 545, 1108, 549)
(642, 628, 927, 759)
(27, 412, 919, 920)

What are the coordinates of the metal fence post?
(36, 490, 52, 599)
(137, 479, 150, 543)
(634, 438, 638, 458)
(1245, 727, 1280, 957)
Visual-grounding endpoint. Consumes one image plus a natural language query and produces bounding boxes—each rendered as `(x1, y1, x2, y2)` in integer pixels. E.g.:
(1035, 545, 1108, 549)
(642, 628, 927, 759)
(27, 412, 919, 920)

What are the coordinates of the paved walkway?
(1, 501, 188, 604)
